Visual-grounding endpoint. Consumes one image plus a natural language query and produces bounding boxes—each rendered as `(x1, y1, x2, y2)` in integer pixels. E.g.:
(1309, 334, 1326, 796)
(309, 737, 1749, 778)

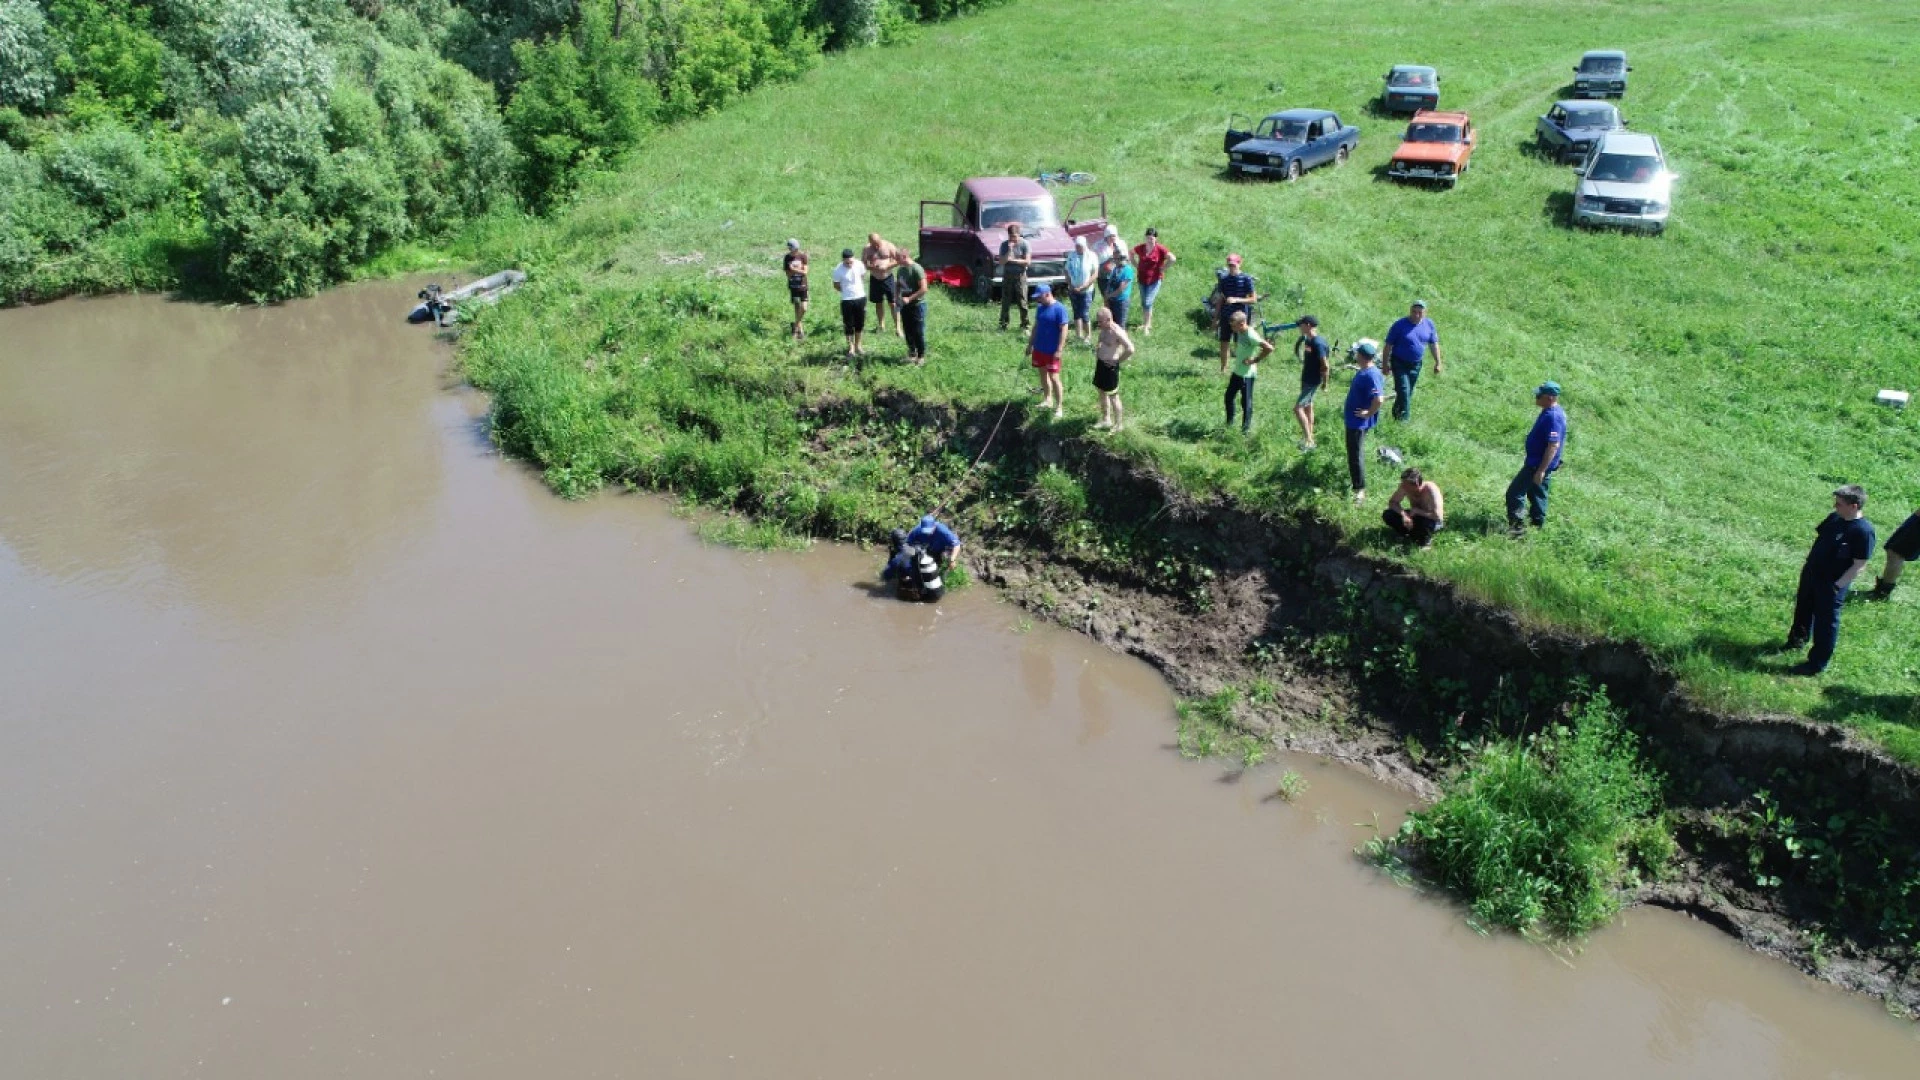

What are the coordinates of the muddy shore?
(855, 389, 1920, 1015)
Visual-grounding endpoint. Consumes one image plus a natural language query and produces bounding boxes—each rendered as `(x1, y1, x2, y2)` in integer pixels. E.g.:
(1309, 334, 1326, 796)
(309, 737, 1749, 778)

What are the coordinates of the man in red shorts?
(1027, 283, 1069, 418)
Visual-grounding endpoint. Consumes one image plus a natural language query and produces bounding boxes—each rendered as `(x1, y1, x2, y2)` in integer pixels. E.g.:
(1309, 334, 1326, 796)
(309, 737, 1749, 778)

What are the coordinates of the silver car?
(1572, 130, 1673, 234)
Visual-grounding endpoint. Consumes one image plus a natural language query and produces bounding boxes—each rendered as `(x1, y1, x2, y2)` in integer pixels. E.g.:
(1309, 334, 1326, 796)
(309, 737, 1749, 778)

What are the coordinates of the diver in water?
(414, 284, 452, 326)
(882, 529, 945, 603)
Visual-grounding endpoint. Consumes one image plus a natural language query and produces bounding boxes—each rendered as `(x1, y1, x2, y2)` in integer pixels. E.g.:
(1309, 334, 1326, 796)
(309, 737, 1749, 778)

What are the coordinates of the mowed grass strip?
(462, 0, 1920, 760)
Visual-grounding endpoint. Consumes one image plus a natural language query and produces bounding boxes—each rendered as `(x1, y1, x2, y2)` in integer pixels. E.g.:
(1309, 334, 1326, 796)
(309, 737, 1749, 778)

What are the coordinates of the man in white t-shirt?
(830, 248, 869, 359)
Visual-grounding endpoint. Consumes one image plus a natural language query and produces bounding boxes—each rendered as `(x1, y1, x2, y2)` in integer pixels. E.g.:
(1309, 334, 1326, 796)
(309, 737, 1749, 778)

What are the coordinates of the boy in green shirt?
(1221, 311, 1274, 433)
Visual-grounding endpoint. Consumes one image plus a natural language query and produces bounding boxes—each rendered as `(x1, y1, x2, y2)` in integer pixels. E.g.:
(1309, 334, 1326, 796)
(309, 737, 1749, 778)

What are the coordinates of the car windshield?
(1256, 117, 1310, 141)
(1587, 153, 1661, 183)
(1405, 123, 1462, 143)
(980, 200, 1058, 231)
(1579, 56, 1625, 74)
(1389, 70, 1431, 87)
(1565, 106, 1616, 128)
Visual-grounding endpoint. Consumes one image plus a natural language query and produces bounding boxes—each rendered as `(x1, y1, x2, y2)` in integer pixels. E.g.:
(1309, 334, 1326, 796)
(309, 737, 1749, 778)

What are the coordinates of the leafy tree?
(504, 0, 655, 206)
(0, 0, 57, 111)
(43, 118, 173, 220)
(48, 0, 170, 118)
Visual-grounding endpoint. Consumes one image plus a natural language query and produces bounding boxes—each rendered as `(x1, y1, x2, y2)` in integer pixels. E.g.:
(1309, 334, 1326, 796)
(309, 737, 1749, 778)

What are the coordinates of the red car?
(1386, 110, 1477, 188)
(918, 178, 1109, 301)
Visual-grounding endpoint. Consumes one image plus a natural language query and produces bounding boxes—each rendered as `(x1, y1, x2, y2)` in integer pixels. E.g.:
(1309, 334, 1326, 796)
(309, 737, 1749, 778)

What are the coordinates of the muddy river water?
(2, 282, 1915, 1077)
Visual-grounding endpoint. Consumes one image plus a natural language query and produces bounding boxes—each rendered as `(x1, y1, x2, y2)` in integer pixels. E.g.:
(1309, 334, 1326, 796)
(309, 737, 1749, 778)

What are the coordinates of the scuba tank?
(913, 548, 944, 603)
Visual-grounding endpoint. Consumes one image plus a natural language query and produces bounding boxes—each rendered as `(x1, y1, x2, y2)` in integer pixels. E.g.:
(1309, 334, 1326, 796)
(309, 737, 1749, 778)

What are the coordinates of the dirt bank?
(861, 389, 1920, 1015)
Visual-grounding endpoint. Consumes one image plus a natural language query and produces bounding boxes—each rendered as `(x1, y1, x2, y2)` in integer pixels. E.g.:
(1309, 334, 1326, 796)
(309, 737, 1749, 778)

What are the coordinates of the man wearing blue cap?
(906, 514, 961, 568)
(1383, 299, 1443, 422)
(1028, 283, 1069, 417)
(1507, 382, 1566, 533)
(1343, 340, 1386, 502)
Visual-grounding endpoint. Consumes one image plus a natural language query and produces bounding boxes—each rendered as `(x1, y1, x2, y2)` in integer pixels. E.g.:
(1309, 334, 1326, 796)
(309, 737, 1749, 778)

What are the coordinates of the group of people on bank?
(792, 229, 1900, 678)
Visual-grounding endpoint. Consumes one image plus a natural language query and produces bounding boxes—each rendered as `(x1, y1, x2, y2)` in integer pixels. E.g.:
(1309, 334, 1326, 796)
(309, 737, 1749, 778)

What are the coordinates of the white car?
(1572, 130, 1674, 234)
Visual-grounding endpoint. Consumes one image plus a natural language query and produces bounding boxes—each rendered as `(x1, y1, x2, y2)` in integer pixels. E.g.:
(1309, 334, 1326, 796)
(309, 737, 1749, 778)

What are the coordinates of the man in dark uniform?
(1863, 504, 1920, 600)
(1785, 485, 1875, 676)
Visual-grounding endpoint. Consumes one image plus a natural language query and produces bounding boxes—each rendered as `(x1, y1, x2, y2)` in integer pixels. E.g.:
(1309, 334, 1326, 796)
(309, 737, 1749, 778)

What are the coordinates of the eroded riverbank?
(1, 284, 1916, 1076)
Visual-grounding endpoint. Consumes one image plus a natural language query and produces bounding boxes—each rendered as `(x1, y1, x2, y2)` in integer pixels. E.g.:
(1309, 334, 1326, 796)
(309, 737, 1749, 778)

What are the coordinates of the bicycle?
(1037, 169, 1096, 186)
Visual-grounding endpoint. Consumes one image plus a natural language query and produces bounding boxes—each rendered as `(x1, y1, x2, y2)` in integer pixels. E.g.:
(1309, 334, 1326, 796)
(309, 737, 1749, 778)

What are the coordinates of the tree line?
(0, 0, 1004, 302)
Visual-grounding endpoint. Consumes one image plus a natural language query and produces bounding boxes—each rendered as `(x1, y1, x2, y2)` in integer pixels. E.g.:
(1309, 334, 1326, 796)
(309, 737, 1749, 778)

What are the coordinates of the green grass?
(458, 0, 1920, 762)
(1372, 690, 1672, 937)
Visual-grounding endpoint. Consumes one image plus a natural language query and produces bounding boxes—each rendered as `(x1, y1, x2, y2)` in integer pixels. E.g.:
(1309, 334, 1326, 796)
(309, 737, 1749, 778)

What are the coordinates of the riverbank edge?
(782, 388, 1920, 1013)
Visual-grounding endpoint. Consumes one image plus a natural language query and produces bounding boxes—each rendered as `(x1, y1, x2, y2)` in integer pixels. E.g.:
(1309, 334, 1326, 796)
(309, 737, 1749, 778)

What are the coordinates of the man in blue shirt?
(1027, 284, 1071, 417)
(1786, 485, 1875, 676)
(906, 514, 961, 568)
(1343, 340, 1385, 502)
(1382, 299, 1443, 422)
(1506, 381, 1566, 533)
(1214, 253, 1258, 368)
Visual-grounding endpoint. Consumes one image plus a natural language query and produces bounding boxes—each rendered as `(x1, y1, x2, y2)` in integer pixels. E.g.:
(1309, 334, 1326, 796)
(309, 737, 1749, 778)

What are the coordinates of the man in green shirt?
(895, 252, 930, 364)
(1221, 311, 1274, 433)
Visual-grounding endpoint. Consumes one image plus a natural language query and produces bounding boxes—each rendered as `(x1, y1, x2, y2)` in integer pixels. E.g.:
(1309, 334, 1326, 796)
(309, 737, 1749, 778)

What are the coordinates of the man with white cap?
(782, 239, 809, 341)
(1343, 340, 1385, 501)
(1065, 236, 1099, 343)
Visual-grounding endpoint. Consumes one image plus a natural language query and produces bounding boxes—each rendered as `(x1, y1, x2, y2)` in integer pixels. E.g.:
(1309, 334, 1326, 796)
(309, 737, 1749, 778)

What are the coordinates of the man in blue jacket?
(1382, 299, 1443, 422)
(906, 514, 961, 568)
(1786, 486, 1875, 676)
(1506, 382, 1565, 533)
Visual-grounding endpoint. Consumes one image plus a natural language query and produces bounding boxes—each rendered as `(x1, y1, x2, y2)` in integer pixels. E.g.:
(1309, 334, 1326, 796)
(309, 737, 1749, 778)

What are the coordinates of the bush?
(43, 119, 172, 220)
(0, 0, 57, 111)
(209, 0, 334, 115)
(1381, 690, 1668, 936)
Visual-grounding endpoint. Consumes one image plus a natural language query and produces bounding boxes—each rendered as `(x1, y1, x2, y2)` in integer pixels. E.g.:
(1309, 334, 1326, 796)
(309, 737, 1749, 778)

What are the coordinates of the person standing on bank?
(895, 250, 929, 365)
(1506, 381, 1566, 533)
(998, 222, 1032, 331)
(1344, 340, 1385, 502)
(782, 239, 809, 341)
(1786, 485, 1876, 676)
(1384, 467, 1445, 547)
(1216, 253, 1258, 369)
(1291, 314, 1330, 451)
(1382, 299, 1443, 422)
(830, 247, 868, 359)
(862, 233, 902, 337)
(1222, 311, 1273, 433)
(1065, 236, 1099, 344)
(1863, 504, 1920, 601)
(1092, 306, 1135, 431)
(1131, 227, 1175, 335)
(1027, 284, 1070, 418)
(1101, 249, 1135, 330)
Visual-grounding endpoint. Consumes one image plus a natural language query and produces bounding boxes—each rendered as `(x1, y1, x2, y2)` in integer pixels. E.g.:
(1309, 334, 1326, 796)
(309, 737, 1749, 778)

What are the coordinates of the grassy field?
(459, 0, 1920, 761)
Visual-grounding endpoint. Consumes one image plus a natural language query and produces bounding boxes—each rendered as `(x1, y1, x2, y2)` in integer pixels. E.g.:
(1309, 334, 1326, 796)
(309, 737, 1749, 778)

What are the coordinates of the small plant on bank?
(1369, 689, 1670, 937)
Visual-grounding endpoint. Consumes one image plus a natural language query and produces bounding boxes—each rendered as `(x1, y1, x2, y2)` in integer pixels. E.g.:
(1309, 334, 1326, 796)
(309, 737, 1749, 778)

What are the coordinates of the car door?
(1323, 113, 1347, 160)
(1224, 112, 1254, 153)
(918, 196, 971, 272)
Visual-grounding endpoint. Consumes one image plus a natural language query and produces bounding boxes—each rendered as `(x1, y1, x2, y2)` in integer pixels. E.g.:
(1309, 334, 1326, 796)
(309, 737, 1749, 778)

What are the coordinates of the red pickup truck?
(918, 177, 1109, 301)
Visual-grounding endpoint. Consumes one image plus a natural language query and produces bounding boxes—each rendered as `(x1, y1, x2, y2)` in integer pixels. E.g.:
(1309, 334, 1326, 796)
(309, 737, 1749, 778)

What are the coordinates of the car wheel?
(1286, 159, 1302, 182)
(972, 262, 993, 303)
(1335, 145, 1350, 166)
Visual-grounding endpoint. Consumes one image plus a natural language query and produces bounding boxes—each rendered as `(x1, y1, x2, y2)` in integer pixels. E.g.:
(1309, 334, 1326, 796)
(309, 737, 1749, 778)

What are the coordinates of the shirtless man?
(862, 233, 904, 337)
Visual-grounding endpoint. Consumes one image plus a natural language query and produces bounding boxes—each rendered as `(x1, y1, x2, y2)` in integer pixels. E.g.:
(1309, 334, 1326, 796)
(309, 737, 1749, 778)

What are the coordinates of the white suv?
(1572, 131, 1673, 234)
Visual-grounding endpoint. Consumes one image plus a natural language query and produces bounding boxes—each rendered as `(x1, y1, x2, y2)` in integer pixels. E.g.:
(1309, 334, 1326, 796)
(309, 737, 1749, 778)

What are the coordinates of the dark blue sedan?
(1535, 99, 1624, 163)
(1223, 109, 1360, 181)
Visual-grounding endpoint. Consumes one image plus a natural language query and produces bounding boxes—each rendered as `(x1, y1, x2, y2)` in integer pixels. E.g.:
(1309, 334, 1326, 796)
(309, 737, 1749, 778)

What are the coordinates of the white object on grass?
(1876, 389, 1908, 408)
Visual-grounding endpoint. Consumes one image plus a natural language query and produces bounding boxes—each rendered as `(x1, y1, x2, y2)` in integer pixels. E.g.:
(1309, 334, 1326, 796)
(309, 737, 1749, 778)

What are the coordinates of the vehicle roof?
(1580, 49, 1628, 59)
(1265, 108, 1338, 122)
(1390, 64, 1436, 74)
(1552, 98, 1618, 112)
(1595, 130, 1660, 155)
(963, 177, 1051, 201)
(1409, 110, 1470, 125)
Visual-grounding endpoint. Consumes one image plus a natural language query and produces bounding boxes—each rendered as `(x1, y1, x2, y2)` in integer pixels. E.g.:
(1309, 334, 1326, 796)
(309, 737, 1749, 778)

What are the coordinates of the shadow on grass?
(1363, 99, 1416, 121)
(1541, 191, 1576, 227)
(1808, 684, 1920, 736)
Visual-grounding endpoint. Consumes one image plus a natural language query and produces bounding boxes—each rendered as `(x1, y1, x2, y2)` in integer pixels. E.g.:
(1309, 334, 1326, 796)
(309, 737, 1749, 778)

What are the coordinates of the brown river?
(2, 282, 1915, 1078)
